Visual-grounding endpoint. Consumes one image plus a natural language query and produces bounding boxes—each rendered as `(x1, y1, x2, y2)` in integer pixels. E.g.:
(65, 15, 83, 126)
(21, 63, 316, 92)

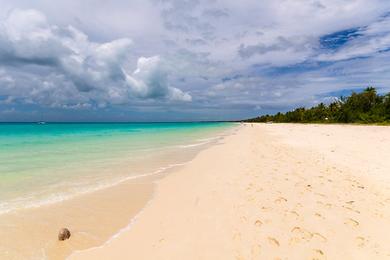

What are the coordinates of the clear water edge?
(0, 122, 234, 215)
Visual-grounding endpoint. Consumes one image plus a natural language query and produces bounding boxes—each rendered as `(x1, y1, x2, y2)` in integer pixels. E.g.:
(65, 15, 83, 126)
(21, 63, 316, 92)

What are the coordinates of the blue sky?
(0, 0, 390, 121)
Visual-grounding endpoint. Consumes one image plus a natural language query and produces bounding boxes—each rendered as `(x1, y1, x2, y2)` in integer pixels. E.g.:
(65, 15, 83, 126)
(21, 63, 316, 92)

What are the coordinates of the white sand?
(70, 124, 390, 260)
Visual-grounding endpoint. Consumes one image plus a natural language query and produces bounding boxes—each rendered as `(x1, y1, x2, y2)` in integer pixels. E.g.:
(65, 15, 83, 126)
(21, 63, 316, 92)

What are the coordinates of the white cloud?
(125, 56, 192, 101)
(0, 0, 390, 120)
(0, 8, 191, 109)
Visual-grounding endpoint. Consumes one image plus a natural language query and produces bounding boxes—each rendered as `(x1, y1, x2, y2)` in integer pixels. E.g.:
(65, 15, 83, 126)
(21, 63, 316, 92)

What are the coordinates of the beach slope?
(70, 124, 390, 260)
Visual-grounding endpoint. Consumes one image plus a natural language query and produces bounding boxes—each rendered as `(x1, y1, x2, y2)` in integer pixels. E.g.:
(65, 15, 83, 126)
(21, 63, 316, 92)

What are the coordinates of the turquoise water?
(0, 122, 233, 214)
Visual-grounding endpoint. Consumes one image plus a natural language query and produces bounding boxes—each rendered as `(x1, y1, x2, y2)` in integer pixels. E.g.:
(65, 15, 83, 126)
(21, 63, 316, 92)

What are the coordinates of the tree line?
(245, 87, 390, 124)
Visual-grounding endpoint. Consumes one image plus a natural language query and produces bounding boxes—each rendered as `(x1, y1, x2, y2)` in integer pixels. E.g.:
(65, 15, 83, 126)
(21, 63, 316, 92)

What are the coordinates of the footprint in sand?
(316, 201, 332, 209)
(355, 236, 366, 247)
(287, 210, 300, 220)
(310, 249, 326, 260)
(291, 227, 313, 241)
(325, 203, 332, 209)
(267, 237, 280, 247)
(312, 233, 327, 243)
(346, 179, 365, 190)
(342, 205, 360, 214)
(254, 219, 263, 227)
(345, 218, 359, 227)
(274, 197, 287, 203)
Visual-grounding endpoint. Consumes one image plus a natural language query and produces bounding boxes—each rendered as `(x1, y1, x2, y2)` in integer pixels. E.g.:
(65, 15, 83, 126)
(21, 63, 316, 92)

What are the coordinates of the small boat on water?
(37, 121, 46, 125)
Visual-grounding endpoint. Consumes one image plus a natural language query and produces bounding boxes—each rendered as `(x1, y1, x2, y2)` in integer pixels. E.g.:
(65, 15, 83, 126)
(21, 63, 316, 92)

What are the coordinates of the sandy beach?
(69, 123, 390, 260)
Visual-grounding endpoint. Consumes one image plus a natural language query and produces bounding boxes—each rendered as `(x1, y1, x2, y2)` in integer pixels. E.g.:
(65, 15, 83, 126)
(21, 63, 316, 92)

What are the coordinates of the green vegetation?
(246, 87, 390, 124)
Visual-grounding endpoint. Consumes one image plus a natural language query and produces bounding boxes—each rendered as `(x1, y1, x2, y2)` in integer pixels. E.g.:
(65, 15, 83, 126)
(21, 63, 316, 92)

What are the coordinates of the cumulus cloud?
(1, 0, 390, 121)
(0, 8, 191, 109)
(125, 56, 192, 101)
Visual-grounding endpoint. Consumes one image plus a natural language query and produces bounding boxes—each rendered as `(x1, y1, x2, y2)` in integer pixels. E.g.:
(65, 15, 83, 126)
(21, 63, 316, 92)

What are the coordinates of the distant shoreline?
(245, 88, 390, 124)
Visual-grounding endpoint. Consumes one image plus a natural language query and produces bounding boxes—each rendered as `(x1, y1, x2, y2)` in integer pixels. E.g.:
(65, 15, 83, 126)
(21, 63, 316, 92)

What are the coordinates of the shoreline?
(0, 162, 184, 217)
(0, 135, 228, 216)
(68, 126, 242, 257)
(0, 126, 237, 259)
(0, 122, 234, 217)
(70, 123, 390, 260)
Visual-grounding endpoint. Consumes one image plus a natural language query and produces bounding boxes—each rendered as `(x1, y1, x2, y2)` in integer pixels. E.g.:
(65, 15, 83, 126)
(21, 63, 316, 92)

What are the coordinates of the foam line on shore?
(0, 163, 186, 216)
(0, 128, 235, 216)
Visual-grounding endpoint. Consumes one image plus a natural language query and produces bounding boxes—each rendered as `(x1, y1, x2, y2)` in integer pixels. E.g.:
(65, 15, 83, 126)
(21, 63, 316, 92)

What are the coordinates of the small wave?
(176, 135, 224, 149)
(0, 163, 186, 216)
(177, 141, 210, 148)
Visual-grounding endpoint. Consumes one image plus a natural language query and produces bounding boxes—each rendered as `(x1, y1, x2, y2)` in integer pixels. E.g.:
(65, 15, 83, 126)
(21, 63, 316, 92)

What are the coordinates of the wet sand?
(70, 123, 390, 260)
(0, 176, 154, 259)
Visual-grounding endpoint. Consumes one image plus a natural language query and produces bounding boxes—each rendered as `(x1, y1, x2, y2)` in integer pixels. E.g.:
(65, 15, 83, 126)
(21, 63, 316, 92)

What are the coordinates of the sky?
(0, 0, 390, 122)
